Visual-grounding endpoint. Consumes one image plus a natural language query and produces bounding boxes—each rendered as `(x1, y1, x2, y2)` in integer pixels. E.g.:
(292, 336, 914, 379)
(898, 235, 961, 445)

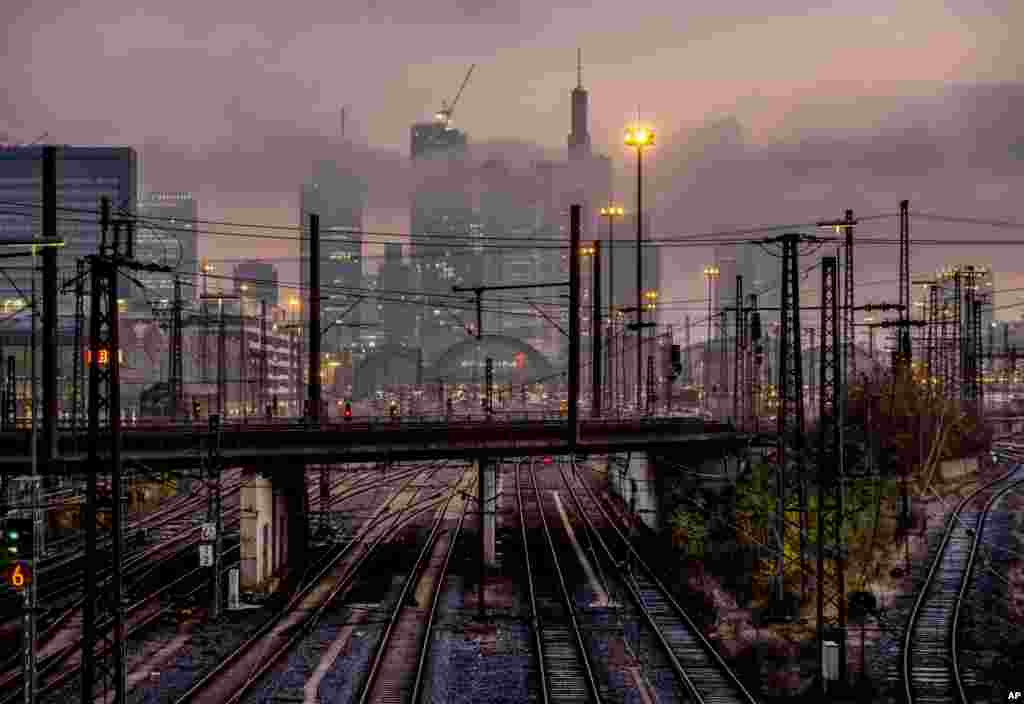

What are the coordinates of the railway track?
(0, 473, 245, 665)
(519, 458, 603, 704)
(354, 471, 475, 704)
(0, 464, 398, 703)
(558, 458, 760, 704)
(175, 462, 464, 704)
(902, 457, 1024, 704)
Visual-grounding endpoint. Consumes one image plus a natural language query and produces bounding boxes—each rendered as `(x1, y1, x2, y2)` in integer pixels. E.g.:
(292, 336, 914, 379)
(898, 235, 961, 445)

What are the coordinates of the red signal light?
(543, 456, 552, 465)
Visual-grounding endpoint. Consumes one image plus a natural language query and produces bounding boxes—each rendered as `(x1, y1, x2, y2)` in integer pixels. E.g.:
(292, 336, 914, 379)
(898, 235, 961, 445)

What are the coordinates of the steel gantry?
(767, 232, 809, 606)
(816, 255, 847, 690)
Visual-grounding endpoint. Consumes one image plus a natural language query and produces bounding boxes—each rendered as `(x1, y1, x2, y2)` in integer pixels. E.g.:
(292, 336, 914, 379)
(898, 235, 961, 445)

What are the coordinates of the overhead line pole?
(591, 240, 602, 418)
(569, 204, 581, 448)
(41, 145, 57, 469)
(309, 213, 321, 423)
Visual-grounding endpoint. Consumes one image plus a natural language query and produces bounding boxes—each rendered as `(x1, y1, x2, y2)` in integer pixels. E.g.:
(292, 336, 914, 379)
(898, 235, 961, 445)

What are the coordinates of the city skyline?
(1, 2, 1022, 332)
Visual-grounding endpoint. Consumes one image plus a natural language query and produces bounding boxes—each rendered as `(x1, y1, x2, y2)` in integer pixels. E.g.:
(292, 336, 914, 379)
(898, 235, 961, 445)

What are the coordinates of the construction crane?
(434, 64, 476, 129)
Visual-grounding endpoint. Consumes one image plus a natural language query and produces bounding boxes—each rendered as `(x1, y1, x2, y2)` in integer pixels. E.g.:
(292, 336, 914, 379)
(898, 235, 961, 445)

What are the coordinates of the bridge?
(0, 416, 753, 473)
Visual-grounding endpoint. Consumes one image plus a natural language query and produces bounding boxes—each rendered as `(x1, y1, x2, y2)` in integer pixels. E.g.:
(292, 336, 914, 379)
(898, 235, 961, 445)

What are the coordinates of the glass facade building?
(0, 145, 137, 304)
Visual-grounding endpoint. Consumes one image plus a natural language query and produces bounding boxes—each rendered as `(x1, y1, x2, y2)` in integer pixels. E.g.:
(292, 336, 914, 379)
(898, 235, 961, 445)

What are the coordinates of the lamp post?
(624, 125, 654, 413)
(600, 205, 624, 408)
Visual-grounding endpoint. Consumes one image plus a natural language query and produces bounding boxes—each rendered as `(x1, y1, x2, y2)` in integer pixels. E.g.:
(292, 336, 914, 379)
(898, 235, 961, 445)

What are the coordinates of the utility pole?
(898, 201, 911, 370)
(767, 232, 810, 609)
(844, 210, 856, 384)
(41, 145, 58, 469)
(569, 204, 581, 447)
(748, 294, 761, 432)
(591, 240, 602, 418)
(733, 276, 744, 427)
(200, 261, 210, 385)
(83, 197, 126, 704)
(309, 213, 322, 423)
(218, 299, 226, 418)
(816, 255, 846, 690)
(684, 315, 692, 385)
(71, 259, 86, 442)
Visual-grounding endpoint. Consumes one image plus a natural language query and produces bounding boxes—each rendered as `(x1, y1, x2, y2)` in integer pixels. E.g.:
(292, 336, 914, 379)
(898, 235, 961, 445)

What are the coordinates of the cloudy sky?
(4, 0, 1024, 329)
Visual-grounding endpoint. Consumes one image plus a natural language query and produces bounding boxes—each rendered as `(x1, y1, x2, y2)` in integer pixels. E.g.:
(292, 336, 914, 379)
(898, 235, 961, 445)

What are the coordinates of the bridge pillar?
(478, 458, 497, 567)
(240, 475, 273, 591)
(606, 452, 661, 531)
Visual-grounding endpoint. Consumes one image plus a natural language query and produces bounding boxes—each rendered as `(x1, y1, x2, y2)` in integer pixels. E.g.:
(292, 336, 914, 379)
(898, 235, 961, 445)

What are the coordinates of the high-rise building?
(411, 121, 468, 161)
(377, 243, 417, 346)
(300, 157, 367, 353)
(567, 49, 591, 163)
(0, 145, 137, 302)
(135, 191, 197, 309)
(478, 159, 545, 341)
(410, 118, 479, 359)
(234, 260, 278, 308)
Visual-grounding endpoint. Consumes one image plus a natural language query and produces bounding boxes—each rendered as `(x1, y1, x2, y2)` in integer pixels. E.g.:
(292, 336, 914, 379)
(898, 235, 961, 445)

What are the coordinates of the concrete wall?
(606, 452, 661, 531)
(606, 450, 740, 534)
(240, 475, 273, 590)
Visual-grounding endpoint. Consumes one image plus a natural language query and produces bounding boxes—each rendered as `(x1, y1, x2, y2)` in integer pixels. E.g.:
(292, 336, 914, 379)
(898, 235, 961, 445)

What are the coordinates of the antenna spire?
(577, 48, 582, 88)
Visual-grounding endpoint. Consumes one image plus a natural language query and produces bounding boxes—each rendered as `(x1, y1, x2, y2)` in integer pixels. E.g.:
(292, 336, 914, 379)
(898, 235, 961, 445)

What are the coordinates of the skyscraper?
(410, 117, 479, 359)
(0, 145, 137, 302)
(377, 243, 417, 346)
(300, 157, 367, 353)
(567, 49, 591, 163)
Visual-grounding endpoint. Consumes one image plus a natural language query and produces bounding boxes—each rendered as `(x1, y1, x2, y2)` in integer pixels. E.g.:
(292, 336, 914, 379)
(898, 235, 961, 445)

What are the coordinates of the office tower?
(568, 49, 592, 163)
(377, 243, 417, 346)
(135, 191, 197, 309)
(478, 159, 544, 341)
(0, 145, 137, 302)
(300, 157, 367, 353)
(410, 116, 479, 359)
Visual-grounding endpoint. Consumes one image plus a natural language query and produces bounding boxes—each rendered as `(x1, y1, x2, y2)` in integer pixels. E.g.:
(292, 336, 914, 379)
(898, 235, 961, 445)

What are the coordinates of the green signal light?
(6, 531, 17, 541)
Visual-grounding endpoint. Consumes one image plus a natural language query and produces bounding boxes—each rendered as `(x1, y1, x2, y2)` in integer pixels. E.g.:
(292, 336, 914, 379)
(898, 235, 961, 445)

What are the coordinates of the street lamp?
(624, 125, 655, 413)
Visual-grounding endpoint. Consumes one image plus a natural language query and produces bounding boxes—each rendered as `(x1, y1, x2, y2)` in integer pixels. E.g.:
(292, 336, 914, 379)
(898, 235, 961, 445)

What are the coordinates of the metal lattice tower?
(217, 302, 226, 417)
(816, 255, 846, 686)
(646, 353, 656, 414)
(952, 269, 963, 395)
(774, 233, 806, 603)
(962, 267, 976, 406)
(926, 283, 939, 389)
(733, 275, 745, 428)
(748, 293, 761, 432)
(842, 210, 856, 384)
(898, 200, 911, 368)
(83, 237, 127, 702)
(973, 297, 984, 413)
(71, 258, 87, 438)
